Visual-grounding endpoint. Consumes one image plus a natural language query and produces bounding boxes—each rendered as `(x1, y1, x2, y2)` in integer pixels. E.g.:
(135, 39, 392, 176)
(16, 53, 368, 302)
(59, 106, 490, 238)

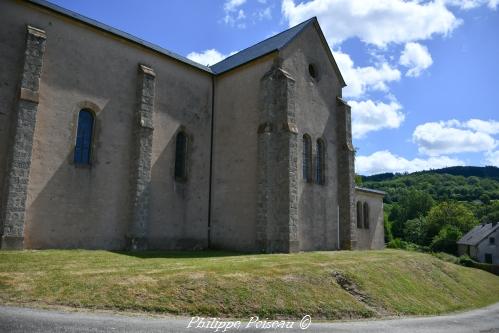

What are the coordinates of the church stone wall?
(210, 55, 277, 252)
(355, 189, 385, 250)
(280, 25, 344, 251)
(0, 0, 212, 249)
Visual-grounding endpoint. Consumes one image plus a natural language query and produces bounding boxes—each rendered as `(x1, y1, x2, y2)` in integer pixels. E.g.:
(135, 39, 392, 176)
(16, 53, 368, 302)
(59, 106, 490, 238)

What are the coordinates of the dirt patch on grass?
(332, 271, 391, 316)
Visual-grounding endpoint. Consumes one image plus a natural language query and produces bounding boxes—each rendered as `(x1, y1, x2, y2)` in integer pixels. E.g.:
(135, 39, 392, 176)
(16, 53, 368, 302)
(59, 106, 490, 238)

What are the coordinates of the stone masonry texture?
(256, 61, 299, 253)
(0, 25, 46, 250)
(127, 64, 156, 251)
(336, 98, 357, 250)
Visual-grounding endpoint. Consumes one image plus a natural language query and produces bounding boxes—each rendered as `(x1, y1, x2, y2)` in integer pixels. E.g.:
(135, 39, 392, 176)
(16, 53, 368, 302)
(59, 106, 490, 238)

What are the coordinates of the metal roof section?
(355, 187, 386, 196)
(28, 0, 213, 73)
(458, 222, 499, 246)
(209, 18, 315, 75)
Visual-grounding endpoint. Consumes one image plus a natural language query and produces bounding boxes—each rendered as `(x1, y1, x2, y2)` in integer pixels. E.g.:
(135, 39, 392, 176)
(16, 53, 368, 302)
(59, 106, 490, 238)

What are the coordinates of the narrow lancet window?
(356, 201, 363, 228)
(303, 134, 312, 182)
(175, 131, 188, 181)
(74, 109, 94, 165)
(363, 202, 370, 229)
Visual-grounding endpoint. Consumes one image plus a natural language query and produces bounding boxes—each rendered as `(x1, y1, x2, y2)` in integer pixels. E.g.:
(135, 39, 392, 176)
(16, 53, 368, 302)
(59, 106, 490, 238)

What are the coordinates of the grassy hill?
(360, 166, 499, 204)
(0, 249, 498, 319)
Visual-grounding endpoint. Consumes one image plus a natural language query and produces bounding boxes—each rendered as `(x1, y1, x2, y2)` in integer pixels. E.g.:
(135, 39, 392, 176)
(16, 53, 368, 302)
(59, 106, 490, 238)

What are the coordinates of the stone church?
(0, 0, 385, 252)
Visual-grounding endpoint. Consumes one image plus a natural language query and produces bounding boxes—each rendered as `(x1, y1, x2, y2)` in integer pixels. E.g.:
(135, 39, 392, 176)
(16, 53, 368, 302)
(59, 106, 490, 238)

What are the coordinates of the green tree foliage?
(403, 216, 428, 245)
(430, 225, 463, 255)
(363, 172, 499, 203)
(389, 190, 434, 238)
(363, 167, 499, 255)
(355, 174, 363, 186)
(425, 202, 478, 240)
(475, 200, 499, 224)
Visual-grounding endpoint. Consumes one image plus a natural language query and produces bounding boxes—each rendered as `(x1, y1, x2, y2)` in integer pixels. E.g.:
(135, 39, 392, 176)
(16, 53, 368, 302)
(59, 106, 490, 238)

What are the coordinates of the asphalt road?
(1, 303, 499, 333)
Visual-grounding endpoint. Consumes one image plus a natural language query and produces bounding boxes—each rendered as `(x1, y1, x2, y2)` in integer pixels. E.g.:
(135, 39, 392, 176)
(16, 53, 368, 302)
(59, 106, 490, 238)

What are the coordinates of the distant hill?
(361, 166, 499, 182)
(360, 166, 499, 204)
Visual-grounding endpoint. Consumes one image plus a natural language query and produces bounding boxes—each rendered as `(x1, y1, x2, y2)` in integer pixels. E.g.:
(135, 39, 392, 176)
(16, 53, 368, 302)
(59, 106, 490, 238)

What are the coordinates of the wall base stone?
(0, 236, 24, 250)
(126, 237, 148, 251)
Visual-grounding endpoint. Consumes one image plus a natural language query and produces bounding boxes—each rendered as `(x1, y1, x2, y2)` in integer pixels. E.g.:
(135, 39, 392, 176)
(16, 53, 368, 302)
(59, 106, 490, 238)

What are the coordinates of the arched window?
(74, 109, 94, 165)
(175, 131, 188, 181)
(316, 139, 325, 185)
(303, 134, 312, 182)
(356, 201, 363, 228)
(363, 202, 370, 229)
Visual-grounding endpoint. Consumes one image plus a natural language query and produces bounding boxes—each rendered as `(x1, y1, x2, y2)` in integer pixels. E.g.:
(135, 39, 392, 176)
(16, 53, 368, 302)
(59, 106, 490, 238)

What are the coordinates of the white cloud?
(399, 42, 433, 77)
(257, 7, 272, 20)
(224, 0, 246, 12)
(187, 49, 237, 66)
(412, 121, 497, 156)
(445, 0, 499, 10)
(334, 50, 401, 98)
(350, 100, 405, 139)
(223, 0, 247, 27)
(486, 150, 499, 166)
(464, 119, 499, 135)
(282, 0, 461, 47)
(356, 150, 465, 175)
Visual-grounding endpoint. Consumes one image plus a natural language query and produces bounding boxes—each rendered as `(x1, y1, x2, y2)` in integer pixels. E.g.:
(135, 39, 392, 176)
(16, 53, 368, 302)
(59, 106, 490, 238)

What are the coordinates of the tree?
(425, 201, 478, 245)
(355, 174, 363, 186)
(403, 216, 428, 245)
(480, 193, 491, 205)
(389, 190, 434, 239)
(430, 225, 462, 255)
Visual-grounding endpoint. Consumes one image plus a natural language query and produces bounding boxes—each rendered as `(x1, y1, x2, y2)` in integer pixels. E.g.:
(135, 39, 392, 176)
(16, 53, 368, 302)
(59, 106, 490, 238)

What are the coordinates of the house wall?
(354, 189, 385, 250)
(476, 227, 499, 264)
(210, 55, 277, 252)
(280, 25, 343, 251)
(0, 0, 212, 249)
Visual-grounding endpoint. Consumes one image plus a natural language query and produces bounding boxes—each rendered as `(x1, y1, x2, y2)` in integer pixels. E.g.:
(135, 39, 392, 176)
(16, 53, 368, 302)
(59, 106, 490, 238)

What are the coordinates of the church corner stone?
(256, 62, 299, 253)
(126, 64, 156, 251)
(0, 25, 46, 250)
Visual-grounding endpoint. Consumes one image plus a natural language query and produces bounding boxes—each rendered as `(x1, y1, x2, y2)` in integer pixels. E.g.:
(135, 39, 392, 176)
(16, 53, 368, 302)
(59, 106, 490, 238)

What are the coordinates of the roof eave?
(27, 0, 213, 74)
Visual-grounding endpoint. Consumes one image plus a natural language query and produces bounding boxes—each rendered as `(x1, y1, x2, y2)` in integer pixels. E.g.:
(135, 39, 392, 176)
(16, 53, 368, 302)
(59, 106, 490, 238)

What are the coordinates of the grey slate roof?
(29, 0, 213, 73)
(29, 1, 345, 84)
(457, 222, 499, 246)
(209, 18, 316, 74)
(355, 187, 386, 196)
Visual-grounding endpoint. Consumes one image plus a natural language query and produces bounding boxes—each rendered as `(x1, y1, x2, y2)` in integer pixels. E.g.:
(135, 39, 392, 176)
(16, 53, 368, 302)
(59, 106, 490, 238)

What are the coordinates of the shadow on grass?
(109, 250, 252, 259)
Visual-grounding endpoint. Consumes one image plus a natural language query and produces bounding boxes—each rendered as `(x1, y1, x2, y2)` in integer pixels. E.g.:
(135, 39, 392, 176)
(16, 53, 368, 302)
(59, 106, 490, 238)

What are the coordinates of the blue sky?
(47, 0, 499, 175)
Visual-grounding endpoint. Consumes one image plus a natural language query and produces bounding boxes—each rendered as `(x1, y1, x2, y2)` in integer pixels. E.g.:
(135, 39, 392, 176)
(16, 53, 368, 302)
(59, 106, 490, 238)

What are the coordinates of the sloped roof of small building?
(457, 222, 499, 246)
(28, 0, 345, 85)
(355, 187, 386, 196)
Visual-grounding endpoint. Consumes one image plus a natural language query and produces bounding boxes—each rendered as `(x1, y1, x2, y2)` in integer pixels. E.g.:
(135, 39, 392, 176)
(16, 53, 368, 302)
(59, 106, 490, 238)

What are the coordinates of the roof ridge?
(209, 17, 318, 74)
(209, 17, 316, 69)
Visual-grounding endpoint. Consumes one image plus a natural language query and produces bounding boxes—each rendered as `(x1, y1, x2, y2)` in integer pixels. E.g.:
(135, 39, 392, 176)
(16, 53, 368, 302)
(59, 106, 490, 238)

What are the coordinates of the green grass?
(0, 249, 498, 320)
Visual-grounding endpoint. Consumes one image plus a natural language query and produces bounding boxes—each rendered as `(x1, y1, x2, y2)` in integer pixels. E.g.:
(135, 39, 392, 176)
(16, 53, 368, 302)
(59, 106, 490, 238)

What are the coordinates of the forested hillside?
(358, 166, 499, 255)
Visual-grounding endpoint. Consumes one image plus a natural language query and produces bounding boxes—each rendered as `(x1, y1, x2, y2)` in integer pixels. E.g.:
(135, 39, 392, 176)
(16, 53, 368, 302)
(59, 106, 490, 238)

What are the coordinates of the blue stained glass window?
(74, 109, 94, 165)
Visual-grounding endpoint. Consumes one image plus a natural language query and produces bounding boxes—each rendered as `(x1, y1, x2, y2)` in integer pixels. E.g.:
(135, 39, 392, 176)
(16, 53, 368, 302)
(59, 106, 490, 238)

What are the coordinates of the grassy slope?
(0, 249, 498, 320)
